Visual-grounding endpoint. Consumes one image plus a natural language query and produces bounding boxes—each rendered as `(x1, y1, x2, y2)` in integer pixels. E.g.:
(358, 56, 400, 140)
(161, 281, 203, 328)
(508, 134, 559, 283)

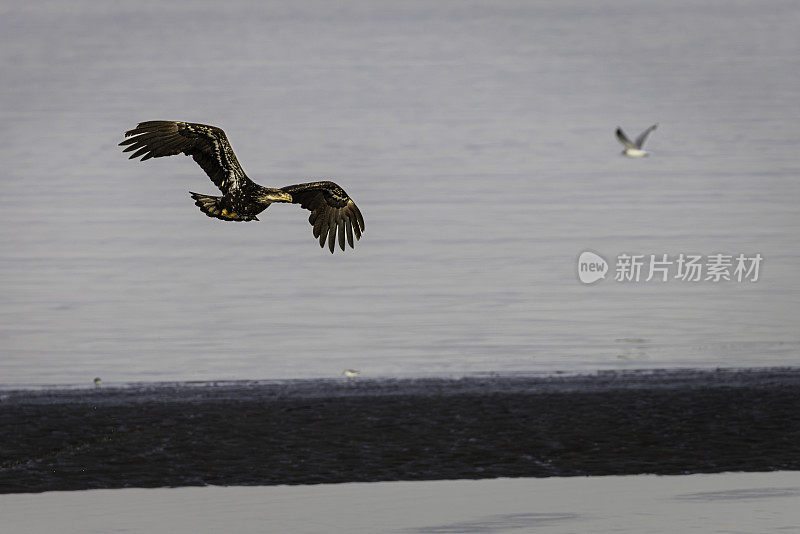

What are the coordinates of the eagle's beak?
(269, 191, 293, 203)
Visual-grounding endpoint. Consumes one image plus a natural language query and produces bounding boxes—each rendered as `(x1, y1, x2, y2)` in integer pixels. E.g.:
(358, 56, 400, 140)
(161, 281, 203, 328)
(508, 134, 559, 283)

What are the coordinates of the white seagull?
(616, 124, 658, 158)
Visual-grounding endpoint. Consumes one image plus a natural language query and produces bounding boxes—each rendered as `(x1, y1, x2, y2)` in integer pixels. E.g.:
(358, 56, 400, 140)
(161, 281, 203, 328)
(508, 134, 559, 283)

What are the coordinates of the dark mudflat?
(2, 368, 800, 494)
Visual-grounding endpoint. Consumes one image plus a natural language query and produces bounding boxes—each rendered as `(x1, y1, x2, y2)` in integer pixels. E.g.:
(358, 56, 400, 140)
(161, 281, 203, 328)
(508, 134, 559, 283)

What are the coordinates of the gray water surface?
(1, 0, 799, 386)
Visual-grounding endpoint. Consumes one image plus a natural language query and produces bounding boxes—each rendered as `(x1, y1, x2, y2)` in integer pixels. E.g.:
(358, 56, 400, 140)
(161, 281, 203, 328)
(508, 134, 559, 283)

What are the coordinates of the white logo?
(576, 251, 762, 284)
(577, 251, 609, 284)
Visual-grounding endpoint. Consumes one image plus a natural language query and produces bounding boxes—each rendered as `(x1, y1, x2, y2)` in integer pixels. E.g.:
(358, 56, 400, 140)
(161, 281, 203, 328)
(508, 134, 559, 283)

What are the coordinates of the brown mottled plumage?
(120, 120, 365, 253)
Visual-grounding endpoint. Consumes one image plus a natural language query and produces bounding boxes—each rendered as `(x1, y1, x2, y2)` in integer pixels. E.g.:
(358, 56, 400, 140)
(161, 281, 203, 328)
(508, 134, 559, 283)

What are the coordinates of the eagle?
(119, 121, 364, 253)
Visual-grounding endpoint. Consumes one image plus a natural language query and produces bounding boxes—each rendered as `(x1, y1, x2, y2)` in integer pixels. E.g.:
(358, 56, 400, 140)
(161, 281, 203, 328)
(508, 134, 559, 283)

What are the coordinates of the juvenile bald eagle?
(119, 121, 364, 253)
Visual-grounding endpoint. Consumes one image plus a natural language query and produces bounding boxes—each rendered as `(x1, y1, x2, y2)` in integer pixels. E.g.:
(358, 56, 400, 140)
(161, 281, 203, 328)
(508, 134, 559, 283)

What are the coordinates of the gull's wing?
(281, 181, 365, 253)
(120, 121, 254, 195)
(615, 127, 636, 149)
(634, 123, 658, 148)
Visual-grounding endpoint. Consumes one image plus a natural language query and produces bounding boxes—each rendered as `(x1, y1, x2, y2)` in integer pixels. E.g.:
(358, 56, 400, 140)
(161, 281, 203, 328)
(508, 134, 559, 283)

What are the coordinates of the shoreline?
(4, 365, 800, 398)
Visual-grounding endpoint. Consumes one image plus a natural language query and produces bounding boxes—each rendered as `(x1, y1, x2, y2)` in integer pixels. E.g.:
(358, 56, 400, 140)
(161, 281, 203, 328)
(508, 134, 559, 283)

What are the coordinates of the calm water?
(4, 473, 800, 533)
(1, 0, 798, 386)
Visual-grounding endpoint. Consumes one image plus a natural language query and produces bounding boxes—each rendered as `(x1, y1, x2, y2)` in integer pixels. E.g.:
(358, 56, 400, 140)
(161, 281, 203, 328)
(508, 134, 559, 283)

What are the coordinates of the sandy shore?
(2, 368, 799, 493)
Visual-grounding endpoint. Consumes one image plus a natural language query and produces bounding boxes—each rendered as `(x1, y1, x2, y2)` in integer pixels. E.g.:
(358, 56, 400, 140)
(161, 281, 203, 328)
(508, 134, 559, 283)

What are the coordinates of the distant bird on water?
(120, 121, 365, 253)
(615, 124, 658, 158)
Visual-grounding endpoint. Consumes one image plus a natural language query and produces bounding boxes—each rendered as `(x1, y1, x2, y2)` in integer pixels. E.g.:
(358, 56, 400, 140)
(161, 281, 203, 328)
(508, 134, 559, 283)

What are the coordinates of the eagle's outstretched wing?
(634, 123, 658, 149)
(119, 121, 253, 195)
(615, 127, 635, 149)
(281, 181, 365, 253)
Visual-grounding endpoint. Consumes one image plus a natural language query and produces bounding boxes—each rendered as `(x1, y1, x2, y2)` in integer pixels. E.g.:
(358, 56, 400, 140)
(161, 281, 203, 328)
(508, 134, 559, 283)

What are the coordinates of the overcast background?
(1, 0, 798, 386)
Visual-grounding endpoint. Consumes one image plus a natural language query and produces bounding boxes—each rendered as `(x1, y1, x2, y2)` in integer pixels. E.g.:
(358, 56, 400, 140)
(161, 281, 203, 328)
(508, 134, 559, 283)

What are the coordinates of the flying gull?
(615, 124, 658, 158)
